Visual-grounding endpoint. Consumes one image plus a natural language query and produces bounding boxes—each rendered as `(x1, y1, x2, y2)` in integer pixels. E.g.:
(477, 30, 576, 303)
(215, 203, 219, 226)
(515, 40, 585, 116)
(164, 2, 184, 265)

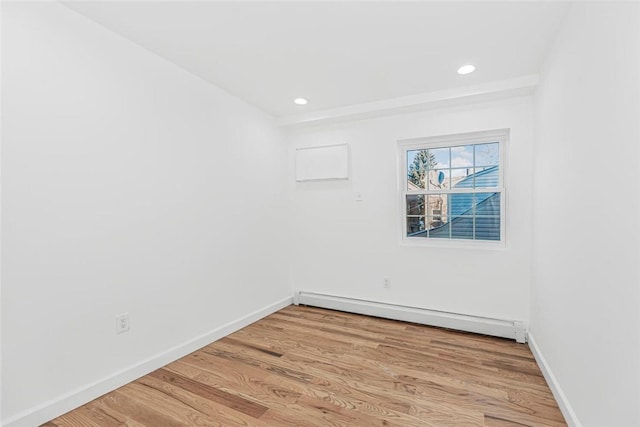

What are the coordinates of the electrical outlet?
(116, 313, 130, 334)
(383, 277, 391, 289)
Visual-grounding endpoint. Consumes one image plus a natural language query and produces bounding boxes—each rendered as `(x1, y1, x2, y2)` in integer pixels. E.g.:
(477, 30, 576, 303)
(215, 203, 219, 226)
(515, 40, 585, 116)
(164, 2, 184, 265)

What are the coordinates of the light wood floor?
(45, 305, 566, 426)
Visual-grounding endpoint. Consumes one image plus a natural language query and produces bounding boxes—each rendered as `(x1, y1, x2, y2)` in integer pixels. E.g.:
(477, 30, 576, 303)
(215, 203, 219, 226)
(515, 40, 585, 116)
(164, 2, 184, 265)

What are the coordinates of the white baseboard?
(2, 296, 293, 427)
(528, 332, 582, 427)
(295, 291, 526, 342)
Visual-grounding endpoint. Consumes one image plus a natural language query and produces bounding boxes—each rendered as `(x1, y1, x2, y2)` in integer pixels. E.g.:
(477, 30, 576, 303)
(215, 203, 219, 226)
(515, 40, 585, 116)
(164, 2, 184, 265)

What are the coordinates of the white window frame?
(397, 129, 508, 249)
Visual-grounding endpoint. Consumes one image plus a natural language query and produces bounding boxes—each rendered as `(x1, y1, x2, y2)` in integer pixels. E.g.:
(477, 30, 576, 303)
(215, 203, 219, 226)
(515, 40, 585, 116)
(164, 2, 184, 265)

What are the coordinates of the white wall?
(287, 97, 534, 323)
(1, 2, 289, 424)
(532, 3, 640, 426)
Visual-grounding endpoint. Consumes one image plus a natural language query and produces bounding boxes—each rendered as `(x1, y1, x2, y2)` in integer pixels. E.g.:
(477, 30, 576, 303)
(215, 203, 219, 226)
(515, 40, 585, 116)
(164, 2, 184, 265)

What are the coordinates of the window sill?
(399, 237, 507, 251)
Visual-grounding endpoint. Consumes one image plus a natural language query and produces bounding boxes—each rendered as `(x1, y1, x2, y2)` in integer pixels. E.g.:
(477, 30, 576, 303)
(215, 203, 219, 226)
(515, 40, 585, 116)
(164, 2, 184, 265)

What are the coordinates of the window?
(398, 129, 507, 245)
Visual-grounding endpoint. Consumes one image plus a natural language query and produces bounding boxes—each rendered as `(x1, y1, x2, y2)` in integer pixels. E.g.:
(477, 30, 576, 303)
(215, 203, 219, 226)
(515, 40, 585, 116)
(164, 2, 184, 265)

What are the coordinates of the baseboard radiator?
(294, 291, 526, 343)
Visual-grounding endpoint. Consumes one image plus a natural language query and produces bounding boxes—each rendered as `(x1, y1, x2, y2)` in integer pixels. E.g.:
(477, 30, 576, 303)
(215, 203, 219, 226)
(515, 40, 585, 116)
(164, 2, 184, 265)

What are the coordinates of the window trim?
(397, 129, 508, 249)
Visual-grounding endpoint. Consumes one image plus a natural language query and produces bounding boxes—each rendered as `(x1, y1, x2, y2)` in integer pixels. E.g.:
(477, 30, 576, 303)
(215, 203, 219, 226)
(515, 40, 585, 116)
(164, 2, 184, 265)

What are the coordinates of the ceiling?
(64, 1, 570, 119)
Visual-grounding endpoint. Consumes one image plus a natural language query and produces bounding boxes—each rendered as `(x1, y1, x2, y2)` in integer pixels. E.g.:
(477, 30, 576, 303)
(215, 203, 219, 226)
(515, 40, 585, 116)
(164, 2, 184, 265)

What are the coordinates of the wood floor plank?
(74, 405, 124, 427)
(47, 306, 567, 426)
(146, 368, 269, 418)
(45, 410, 102, 427)
(484, 414, 532, 426)
(134, 371, 271, 426)
(97, 389, 187, 427)
(83, 400, 147, 427)
(167, 361, 302, 408)
(115, 382, 255, 427)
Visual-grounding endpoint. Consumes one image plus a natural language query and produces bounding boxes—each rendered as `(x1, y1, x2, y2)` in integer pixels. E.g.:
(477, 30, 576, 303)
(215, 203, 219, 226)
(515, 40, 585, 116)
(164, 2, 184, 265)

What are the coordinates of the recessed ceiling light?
(294, 98, 308, 105)
(457, 64, 476, 75)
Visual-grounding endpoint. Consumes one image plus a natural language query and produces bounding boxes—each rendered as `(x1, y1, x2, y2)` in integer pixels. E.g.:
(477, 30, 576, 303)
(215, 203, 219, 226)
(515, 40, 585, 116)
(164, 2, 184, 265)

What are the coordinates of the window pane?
(474, 192, 500, 212)
(427, 194, 448, 225)
(406, 195, 425, 215)
(451, 168, 473, 189)
(406, 195, 426, 235)
(429, 147, 449, 169)
(428, 169, 450, 190)
(474, 216, 500, 240)
(426, 216, 445, 230)
(407, 150, 428, 189)
(449, 193, 474, 217)
(473, 165, 499, 188)
(428, 222, 450, 239)
(406, 216, 425, 235)
(451, 168, 472, 178)
(473, 193, 500, 240)
(475, 143, 499, 167)
(451, 215, 474, 240)
(451, 145, 473, 168)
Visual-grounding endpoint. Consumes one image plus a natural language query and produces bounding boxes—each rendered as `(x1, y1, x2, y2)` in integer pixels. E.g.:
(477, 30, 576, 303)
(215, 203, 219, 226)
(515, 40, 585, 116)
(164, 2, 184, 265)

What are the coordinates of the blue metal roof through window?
(415, 165, 500, 240)
(449, 166, 499, 216)
(428, 193, 501, 240)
